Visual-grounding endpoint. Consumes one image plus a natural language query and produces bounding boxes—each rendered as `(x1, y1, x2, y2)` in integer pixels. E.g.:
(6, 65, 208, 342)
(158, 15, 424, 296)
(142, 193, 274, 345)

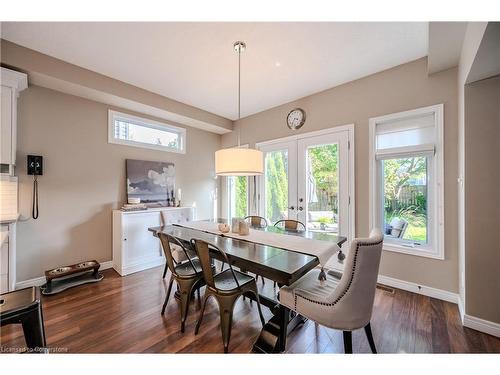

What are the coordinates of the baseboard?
(376, 274, 459, 304)
(15, 260, 113, 290)
(118, 258, 164, 276)
(463, 314, 500, 338)
(328, 261, 459, 305)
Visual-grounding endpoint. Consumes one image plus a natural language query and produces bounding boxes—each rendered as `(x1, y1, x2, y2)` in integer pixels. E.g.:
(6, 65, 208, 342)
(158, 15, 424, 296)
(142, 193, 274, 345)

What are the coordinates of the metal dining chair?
(160, 211, 197, 278)
(158, 233, 213, 333)
(193, 239, 266, 353)
(243, 215, 269, 285)
(274, 219, 306, 231)
(244, 215, 268, 228)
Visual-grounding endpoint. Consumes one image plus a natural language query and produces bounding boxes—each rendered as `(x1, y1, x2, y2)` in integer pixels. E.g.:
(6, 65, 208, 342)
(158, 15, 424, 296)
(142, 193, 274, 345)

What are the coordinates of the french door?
(257, 127, 353, 241)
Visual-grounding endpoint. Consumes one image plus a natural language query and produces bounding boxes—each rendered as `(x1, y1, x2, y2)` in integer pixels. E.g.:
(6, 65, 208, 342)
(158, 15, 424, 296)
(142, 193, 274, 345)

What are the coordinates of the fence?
(385, 185, 426, 212)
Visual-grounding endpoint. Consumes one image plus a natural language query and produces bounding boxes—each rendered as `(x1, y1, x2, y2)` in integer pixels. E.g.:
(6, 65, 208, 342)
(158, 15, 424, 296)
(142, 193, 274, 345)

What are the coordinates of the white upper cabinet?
(1, 68, 28, 174)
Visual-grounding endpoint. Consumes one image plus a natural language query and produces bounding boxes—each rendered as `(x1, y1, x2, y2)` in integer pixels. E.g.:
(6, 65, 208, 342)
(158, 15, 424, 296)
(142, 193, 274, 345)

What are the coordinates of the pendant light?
(215, 41, 263, 176)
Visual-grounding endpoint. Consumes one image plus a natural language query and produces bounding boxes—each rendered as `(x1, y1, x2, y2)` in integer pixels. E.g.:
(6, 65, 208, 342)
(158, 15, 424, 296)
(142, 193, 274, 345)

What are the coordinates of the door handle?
(288, 206, 295, 210)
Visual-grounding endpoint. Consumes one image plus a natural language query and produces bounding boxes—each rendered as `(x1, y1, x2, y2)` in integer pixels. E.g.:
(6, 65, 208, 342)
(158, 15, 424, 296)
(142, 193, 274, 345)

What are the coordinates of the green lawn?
(403, 225, 427, 242)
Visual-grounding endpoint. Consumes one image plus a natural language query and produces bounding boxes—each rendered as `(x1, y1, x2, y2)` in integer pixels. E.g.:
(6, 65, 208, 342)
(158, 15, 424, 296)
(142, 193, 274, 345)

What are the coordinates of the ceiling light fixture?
(215, 41, 263, 176)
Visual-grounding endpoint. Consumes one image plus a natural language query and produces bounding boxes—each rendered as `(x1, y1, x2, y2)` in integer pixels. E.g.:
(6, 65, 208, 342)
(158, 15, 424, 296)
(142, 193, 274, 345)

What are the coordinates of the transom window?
(108, 110, 186, 153)
(369, 104, 444, 259)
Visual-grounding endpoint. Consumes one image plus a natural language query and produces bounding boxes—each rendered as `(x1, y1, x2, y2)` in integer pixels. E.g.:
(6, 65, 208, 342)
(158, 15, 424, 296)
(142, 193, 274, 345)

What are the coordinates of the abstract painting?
(126, 159, 175, 204)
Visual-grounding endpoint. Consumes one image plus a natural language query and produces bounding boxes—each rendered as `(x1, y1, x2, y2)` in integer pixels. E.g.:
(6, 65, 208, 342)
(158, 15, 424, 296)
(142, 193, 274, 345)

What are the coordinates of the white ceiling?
(1, 22, 428, 120)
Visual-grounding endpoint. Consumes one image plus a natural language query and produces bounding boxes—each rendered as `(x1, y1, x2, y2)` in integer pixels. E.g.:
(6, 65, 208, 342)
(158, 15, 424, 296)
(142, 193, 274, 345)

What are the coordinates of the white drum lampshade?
(215, 148, 263, 176)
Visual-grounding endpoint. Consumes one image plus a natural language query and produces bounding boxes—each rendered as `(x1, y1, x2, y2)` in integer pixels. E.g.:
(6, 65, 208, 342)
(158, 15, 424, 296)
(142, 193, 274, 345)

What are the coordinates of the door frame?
(255, 124, 355, 243)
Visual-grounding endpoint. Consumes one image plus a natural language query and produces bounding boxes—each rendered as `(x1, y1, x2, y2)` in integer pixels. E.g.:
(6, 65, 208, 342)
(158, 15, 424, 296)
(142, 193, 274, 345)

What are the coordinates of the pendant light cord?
(237, 44, 241, 147)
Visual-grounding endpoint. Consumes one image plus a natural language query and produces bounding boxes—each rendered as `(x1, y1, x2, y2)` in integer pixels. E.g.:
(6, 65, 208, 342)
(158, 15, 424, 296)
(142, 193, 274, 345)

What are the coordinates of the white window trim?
(108, 110, 186, 154)
(369, 104, 444, 260)
(226, 144, 250, 220)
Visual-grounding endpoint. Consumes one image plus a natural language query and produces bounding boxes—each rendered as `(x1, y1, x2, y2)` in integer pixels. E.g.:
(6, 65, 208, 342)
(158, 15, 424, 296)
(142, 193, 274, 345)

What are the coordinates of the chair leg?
(364, 323, 377, 354)
(162, 263, 168, 278)
(217, 295, 237, 353)
(179, 283, 196, 333)
(343, 331, 353, 354)
(161, 276, 174, 315)
(195, 292, 210, 335)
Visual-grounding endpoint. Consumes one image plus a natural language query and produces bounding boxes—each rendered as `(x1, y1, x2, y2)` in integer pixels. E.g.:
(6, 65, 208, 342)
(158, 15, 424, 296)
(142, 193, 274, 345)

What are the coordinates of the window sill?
(382, 242, 444, 260)
(108, 138, 185, 154)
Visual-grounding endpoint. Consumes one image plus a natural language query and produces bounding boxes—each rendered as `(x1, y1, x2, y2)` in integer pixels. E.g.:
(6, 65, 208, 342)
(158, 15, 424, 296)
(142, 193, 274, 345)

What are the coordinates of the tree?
(266, 151, 288, 221)
(308, 144, 338, 215)
(383, 157, 426, 201)
(234, 176, 247, 217)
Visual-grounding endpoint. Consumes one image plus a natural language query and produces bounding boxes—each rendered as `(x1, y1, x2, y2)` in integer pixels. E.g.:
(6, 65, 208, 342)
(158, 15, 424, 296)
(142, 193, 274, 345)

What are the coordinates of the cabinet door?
(1, 86, 13, 165)
(0, 240, 8, 275)
(123, 212, 162, 264)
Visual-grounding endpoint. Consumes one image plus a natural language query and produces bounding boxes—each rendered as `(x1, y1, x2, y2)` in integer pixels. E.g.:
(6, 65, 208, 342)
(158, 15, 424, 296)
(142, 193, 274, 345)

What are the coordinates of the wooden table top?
(148, 221, 346, 286)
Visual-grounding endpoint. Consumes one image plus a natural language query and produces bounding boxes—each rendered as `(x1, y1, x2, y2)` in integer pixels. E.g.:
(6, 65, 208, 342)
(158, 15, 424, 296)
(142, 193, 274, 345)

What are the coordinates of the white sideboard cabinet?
(112, 207, 196, 276)
(1, 67, 28, 174)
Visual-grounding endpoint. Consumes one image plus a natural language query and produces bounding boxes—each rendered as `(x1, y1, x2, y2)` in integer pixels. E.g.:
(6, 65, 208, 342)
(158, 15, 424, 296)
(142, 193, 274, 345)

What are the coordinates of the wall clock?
(286, 108, 306, 130)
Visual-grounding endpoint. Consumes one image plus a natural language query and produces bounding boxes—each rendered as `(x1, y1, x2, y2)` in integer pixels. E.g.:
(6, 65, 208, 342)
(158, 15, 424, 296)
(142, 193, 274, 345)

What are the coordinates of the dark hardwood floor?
(1, 267, 499, 353)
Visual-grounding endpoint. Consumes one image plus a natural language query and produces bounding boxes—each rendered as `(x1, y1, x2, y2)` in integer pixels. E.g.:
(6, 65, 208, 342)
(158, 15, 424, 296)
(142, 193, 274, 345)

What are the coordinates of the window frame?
(369, 104, 444, 260)
(108, 110, 186, 154)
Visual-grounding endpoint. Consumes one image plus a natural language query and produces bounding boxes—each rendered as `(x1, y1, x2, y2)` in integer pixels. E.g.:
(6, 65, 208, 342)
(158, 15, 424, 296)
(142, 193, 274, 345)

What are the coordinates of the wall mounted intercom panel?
(27, 155, 43, 219)
(27, 155, 43, 175)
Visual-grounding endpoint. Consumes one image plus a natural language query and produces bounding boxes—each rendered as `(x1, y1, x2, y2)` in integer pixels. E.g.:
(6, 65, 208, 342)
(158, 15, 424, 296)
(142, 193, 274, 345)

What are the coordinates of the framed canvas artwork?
(126, 159, 175, 205)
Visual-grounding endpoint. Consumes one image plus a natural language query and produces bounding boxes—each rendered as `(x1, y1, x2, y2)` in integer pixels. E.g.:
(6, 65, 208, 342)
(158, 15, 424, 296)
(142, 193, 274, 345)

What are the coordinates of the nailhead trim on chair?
(293, 239, 383, 310)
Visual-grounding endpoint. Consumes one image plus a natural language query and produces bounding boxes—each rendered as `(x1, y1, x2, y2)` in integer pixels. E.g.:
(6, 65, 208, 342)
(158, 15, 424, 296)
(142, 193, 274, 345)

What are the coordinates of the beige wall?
(222, 58, 459, 293)
(464, 76, 500, 323)
(457, 22, 488, 309)
(15, 85, 220, 281)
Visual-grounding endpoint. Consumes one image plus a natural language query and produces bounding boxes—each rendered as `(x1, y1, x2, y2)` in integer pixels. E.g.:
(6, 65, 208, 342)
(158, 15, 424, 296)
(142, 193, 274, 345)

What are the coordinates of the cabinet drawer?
(0, 274, 7, 294)
(0, 240, 8, 275)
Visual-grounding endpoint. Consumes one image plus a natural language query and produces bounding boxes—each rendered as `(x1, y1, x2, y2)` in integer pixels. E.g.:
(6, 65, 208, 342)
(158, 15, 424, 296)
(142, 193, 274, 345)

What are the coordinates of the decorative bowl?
(218, 223, 230, 233)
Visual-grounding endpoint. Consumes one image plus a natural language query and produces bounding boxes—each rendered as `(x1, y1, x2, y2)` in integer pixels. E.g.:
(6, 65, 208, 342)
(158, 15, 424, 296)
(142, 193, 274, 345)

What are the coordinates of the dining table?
(148, 219, 347, 353)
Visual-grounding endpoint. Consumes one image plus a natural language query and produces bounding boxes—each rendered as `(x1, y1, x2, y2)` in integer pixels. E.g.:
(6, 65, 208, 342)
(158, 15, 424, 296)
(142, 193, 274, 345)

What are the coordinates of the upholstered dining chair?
(279, 229, 384, 353)
(193, 239, 266, 353)
(158, 233, 213, 333)
(274, 219, 306, 231)
(244, 215, 268, 228)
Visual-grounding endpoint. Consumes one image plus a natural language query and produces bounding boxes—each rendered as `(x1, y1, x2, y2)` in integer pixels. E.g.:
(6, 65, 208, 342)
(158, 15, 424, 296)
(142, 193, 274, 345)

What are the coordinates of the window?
(369, 104, 444, 259)
(227, 176, 249, 220)
(108, 110, 186, 153)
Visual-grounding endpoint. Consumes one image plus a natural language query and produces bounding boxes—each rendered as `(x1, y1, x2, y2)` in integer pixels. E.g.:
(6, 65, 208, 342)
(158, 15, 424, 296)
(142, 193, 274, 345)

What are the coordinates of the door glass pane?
(382, 156, 428, 244)
(265, 150, 289, 223)
(306, 144, 339, 233)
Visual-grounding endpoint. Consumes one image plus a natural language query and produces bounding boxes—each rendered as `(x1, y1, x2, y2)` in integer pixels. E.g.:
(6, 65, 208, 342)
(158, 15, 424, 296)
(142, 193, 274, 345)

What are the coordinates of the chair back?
(244, 215, 268, 228)
(158, 233, 198, 278)
(328, 229, 384, 329)
(193, 239, 241, 291)
(274, 219, 306, 231)
(388, 217, 408, 238)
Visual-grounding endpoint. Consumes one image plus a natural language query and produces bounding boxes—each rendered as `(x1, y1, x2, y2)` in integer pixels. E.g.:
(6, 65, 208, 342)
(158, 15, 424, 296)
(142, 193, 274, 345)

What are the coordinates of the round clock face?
(287, 108, 306, 130)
